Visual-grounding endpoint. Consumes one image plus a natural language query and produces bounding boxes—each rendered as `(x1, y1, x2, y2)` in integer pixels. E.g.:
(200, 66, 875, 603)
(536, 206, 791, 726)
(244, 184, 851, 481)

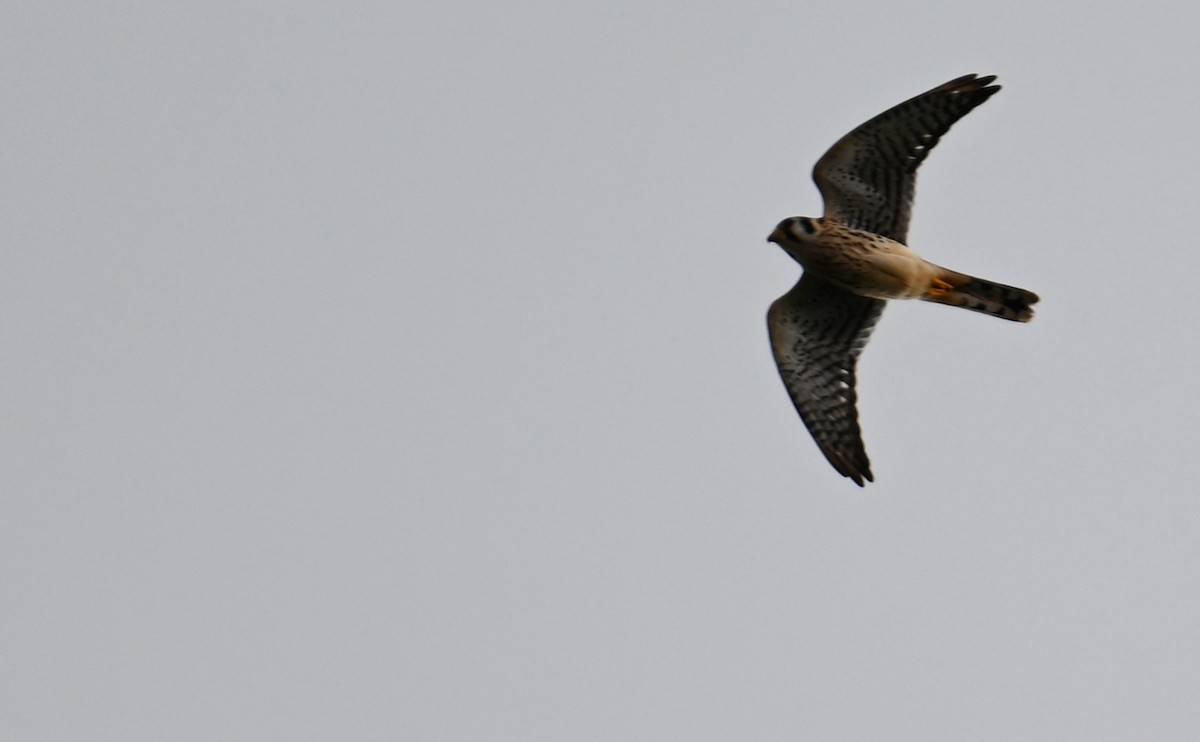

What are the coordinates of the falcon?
(766, 73, 1038, 486)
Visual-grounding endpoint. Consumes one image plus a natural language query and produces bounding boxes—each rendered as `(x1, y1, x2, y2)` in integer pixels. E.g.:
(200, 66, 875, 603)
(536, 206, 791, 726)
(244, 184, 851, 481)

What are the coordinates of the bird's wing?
(813, 73, 1000, 243)
(768, 274, 885, 486)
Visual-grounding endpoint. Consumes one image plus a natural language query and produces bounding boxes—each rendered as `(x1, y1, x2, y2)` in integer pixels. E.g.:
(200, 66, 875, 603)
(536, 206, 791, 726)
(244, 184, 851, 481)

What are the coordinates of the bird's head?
(767, 216, 819, 246)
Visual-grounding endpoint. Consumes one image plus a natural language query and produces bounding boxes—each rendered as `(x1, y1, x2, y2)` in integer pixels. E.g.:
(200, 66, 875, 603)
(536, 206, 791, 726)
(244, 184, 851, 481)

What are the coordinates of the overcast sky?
(4, 1, 1200, 740)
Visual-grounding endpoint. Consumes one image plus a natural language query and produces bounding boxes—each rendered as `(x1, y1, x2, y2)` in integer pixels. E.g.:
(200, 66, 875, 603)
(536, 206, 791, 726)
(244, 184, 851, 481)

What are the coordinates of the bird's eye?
(796, 217, 815, 234)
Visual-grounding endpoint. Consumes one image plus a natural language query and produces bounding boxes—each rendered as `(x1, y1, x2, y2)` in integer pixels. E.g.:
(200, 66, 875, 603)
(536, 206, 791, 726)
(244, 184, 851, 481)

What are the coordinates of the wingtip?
(938, 73, 1001, 96)
(829, 451, 873, 487)
(935, 73, 1002, 114)
(847, 468, 874, 487)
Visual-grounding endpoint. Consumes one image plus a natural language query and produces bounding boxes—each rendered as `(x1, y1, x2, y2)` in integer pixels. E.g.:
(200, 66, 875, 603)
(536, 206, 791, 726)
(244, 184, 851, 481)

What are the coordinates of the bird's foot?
(926, 277, 955, 298)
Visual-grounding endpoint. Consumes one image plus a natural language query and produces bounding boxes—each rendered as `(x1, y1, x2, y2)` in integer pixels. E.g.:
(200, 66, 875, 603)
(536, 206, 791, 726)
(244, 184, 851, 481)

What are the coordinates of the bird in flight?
(766, 73, 1038, 487)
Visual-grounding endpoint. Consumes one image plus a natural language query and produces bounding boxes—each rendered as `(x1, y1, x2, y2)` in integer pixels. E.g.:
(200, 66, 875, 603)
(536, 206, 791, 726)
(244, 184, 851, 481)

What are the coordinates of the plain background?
(4, 1, 1200, 740)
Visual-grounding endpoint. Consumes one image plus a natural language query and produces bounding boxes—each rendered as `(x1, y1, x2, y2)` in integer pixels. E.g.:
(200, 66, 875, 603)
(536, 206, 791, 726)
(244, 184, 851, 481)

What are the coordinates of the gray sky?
(4, 1, 1200, 740)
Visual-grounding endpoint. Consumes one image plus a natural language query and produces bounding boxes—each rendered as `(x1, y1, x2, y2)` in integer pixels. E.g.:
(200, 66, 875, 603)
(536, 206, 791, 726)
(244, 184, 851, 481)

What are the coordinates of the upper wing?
(767, 274, 885, 486)
(813, 73, 1000, 243)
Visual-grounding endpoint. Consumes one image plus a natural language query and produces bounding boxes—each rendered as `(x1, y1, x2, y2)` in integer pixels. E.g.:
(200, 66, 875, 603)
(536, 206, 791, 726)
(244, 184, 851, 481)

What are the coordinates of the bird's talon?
(927, 277, 954, 298)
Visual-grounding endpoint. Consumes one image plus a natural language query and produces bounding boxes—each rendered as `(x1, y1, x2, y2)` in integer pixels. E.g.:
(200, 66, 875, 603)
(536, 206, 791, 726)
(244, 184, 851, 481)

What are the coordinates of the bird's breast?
(798, 232, 935, 300)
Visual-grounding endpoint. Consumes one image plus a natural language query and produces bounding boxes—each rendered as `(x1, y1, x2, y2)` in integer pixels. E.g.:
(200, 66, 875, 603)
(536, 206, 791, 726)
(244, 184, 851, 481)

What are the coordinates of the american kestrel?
(766, 73, 1038, 486)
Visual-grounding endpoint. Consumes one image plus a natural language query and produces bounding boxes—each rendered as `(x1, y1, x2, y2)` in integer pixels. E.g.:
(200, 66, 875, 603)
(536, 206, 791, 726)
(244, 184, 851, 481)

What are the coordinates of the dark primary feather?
(812, 73, 1000, 243)
(767, 274, 885, 487)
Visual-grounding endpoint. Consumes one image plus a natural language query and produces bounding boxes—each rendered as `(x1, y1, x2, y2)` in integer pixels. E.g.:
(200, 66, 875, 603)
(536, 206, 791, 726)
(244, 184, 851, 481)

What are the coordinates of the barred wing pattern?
(768, 274, 885, 487)
(813, 74, 999, 243)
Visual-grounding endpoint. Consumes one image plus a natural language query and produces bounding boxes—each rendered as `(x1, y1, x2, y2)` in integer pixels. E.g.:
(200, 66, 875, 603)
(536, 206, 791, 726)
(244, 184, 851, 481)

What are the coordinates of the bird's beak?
(767, 226, 785, 244)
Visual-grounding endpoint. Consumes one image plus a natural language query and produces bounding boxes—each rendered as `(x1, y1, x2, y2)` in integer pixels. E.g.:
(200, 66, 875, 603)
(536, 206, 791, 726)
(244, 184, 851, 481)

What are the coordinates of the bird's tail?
(923, 267, 1039, 322)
